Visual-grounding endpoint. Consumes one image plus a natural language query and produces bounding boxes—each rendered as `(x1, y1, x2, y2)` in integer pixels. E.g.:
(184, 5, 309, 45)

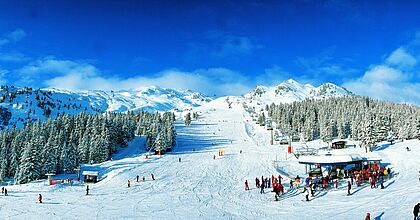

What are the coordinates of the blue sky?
(0, 0, 419, 104)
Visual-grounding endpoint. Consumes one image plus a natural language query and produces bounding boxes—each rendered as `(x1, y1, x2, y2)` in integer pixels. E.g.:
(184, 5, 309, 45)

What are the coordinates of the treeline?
(0, 111, 176, 184)
(265, 96, 420, 146)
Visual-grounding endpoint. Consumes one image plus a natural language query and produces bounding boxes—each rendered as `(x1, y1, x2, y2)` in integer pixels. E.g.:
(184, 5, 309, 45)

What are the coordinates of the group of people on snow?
(1, 186, 8, 196)
(245, 174, 288, 200)
(127, 174, 155, 188)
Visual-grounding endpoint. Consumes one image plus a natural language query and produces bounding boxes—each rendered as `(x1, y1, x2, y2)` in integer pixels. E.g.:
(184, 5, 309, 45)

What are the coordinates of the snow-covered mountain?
(0, 85, 212, 128)
(243, 79, 353, 105)
(0, 79, 354, 129)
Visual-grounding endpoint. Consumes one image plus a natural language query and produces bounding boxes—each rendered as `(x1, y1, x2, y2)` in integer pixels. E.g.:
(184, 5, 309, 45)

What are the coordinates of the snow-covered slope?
(0, 85, 212, 128)
(244, 79, 353, 105)
(0, 97, 418, 219)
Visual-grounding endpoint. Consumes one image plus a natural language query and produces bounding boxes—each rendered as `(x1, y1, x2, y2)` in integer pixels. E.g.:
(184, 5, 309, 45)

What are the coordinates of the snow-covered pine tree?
(60, 132, 79, 173)
(184, 112, 192, 126)
(41, 130, 59, 175)
(14, 129, 42, 184)
(361, 114, 376, 149)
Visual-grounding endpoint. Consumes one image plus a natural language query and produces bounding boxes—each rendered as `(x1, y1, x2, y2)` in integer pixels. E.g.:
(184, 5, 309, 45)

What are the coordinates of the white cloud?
(361, 65, 406, 82)
(19, 58, 252, 96)
(255, 65, 291, 86)
(0, 28, 27, 46)
(18, 58, 98, 76)
(45, 67, 252, 96)
(343, 47, 420, 106)
(6, 29, 26, 42)
(386, 47, 417, 69)
(0, 52, 30, 62)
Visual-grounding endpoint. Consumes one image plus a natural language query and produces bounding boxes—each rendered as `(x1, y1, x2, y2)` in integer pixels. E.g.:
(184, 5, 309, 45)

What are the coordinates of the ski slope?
(0, 97, 419, 219)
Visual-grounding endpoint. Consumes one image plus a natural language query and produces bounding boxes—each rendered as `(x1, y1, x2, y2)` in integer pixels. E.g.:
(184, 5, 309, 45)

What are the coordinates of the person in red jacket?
(272, 181, 278, 191)
(278, 183, 284, 195)
(38, 194, 43, 203)
(244, 180, 250, 190)
(365, 212, 370, 220)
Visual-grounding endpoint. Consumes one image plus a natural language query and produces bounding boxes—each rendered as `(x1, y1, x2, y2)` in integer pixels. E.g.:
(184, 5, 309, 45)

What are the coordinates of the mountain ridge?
(0, 79, 353, 129)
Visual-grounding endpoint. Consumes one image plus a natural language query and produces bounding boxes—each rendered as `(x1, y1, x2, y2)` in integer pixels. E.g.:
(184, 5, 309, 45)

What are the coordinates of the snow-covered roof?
(299, 153, 365, 165)
(82, 171, 99, 176)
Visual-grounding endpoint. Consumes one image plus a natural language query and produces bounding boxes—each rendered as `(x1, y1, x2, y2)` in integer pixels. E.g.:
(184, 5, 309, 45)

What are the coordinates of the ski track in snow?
(0, 98, 419, 219)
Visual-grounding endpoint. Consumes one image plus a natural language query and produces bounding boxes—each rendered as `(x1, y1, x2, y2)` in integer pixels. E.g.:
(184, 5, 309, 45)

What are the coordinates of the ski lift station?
(298, 153, 382, 178)
(82, 171, 99, 183)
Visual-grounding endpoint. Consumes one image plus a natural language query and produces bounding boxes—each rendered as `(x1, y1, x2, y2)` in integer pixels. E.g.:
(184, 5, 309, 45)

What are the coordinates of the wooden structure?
(331, 140, 347, 149)
(82, 171, 99, 183)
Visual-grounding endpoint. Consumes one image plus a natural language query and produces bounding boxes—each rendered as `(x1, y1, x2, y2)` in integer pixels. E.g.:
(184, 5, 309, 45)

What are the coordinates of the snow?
(299, 153, 365, 164)
(243, 79, 353, 106)
(0, 86, 212, 128)
(81, 171, 98, 176)
(0, 93, 419, 220)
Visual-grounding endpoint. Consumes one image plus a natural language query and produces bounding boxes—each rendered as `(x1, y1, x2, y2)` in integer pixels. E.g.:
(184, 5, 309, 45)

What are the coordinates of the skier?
(279, 183, 284, 195)
(379, 176, 384, 189)
(136, 175, 139, 182)
(310, 183, 315, 197)
(4, 188, 7, 196)
(213, 155, 216, 160)
(128, 180, 131, 188)
(260, 180, 265, 194)
(86, 185, 89, 195)
(179, 158, 181, 162)
(322, 178, 327, 189)
(278, 175, 283, 184)
(289, 179, 294, 189)
(302, 186, 310, 201)
(335, 179, 339, 189)
(273, 185, 279, 201)
(260, 176, 266, 186)
(244, 180, 249, 191)
(414, 203, 420, 220)
(38, 194, 43, 203)
(347, 181, 351, 196)
(365, 213, 371, 220)
(387, 167, 392, 179)
(142, 176, 145, 182)
(1, 186, 3, 194)
(370, 177, 376, 189)
(255, 178, 260, 188)
(295, 175, 301, 189)
(151, 173, 155, 181)
(240, 150, 242, 154)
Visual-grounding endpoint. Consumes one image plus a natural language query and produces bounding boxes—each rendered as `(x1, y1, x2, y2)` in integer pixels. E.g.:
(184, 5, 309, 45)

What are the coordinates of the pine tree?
(15, 130, 42, 184)
(184, 112, 191, 126)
